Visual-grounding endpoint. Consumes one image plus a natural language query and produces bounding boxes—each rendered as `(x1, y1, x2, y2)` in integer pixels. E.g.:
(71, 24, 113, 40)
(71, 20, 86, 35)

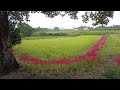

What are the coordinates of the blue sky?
(27, 11, 120, 29)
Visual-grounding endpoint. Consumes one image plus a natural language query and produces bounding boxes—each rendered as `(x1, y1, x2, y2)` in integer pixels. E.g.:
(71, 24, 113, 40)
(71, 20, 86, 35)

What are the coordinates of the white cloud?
(27, 11, 120, 29)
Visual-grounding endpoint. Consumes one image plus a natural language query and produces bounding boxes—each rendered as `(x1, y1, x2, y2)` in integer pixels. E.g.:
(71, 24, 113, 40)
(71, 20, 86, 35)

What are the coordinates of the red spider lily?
(19, 56, 30, 61)
(85, 59, 89, 64)
(115, 56, 120, 65)
(74, 56, 84, 61)
(48, 58, 72, 64)
(74, 55, 86, 60)
(19, 34, 109, 65)
(30, 57, 40, 64)
(39, 60, 47, 64)
(90, 56, 97, 62)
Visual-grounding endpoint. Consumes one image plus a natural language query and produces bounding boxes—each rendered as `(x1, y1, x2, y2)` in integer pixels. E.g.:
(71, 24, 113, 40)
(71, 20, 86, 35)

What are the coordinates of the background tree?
(18, 23, 34, 37)
(0, 11, 114, 75)
(54, 27, 60, 30)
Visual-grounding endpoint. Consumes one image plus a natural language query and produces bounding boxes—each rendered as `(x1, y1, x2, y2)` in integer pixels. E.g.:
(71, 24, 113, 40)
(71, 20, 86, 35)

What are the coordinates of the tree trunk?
(0, 11, 19, 75)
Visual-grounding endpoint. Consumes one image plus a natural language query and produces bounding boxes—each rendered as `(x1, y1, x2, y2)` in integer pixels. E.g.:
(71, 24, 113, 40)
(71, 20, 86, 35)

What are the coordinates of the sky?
(27, 11, 120, 29)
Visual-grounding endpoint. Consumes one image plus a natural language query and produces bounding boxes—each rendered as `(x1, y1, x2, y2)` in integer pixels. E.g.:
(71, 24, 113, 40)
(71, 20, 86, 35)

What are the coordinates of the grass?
(99, 34, 120, 57)
(98, 34, 120, 79)
(14, 35, 100, 60)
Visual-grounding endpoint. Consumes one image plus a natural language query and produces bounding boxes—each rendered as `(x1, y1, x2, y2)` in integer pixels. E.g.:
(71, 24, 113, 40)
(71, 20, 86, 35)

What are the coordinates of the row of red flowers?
(19, 34, 109, 65)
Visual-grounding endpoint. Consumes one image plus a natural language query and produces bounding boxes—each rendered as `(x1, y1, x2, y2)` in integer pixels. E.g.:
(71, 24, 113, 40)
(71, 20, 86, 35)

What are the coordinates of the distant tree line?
(75, 26, 94, 30)
(94, 25, 120, 30)
(17, 23, 61, 38)
(18, 23, 120, 38)
(74, 25, 120, 30)
(18, 23, 120, 39)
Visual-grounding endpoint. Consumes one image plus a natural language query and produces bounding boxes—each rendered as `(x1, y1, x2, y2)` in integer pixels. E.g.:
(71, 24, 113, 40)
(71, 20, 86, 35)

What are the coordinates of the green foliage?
(9, 20, 21, 46)
(40, 11, 79, 19)
(82, 11, 114, 26)
(18, 23, 34, 37)
(11, 28, 21, 46)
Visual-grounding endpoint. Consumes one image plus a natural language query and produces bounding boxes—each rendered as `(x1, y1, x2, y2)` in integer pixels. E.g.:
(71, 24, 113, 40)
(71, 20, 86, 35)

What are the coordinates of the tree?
(0, 11, 114, 75)
(54, 27, 60, 30)
(18, 23, 34, 37)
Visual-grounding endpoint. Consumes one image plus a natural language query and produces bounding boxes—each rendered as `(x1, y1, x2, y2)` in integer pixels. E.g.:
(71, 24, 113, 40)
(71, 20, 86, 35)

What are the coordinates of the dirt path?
(0, 68, 36, 79)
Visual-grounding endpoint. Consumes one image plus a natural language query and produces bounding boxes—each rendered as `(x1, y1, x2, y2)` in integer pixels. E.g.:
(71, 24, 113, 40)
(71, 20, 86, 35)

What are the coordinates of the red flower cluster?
(19, 34, 109, 65)
(83, 34, 108, 63)
(115, 56, 120, 65)
(19, 56, 47, 64)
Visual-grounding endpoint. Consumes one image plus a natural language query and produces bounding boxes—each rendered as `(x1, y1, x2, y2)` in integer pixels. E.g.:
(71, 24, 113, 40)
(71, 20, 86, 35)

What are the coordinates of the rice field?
(14, 35, 101, 60)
